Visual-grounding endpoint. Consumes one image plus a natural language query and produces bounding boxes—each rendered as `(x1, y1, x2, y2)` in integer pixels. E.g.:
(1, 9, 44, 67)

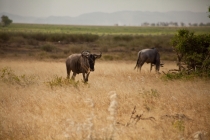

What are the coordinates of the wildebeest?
(66, 51, 102, 82)
(134, 48, 163, 72)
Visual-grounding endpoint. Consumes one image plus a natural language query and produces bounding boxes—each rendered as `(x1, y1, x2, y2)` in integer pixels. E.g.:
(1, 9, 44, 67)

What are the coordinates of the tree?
(209, 6, 210, 18)
(199, 22, 205, 26)
(151, 23, 156, 26)
(180, 22, 185, 27)
(171, 29, 210, 77)
(1, 15, 12, 27)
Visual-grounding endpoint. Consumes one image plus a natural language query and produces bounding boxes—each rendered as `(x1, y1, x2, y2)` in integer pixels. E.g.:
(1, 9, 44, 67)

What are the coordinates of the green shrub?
(101, 46, 108, 52)
(45, 33, 99, 43)
(46, 75, 80, 89)
(0, 32, 10, 42)
(67, 34, 99, 43)
(171, 29, 210, 78)
(173, 120, 185, 132)
(0, 67, 37, 86)
(113, 35, 133, 42)
(70, 46, 81, 53)
(103, 55, 114, 60)
(9, 36, 26, 45)
(30, 33, 47, 41)
(27, 38, 39, 45)
(63, 49, 70, 55)
(162, 72, 188, 80)
(49, 54, 59, 59)
(41, 44, 56, 52)
(47, 33, 65, 42)
(0, 30, 97, 43)
(139, 88, 160, 111)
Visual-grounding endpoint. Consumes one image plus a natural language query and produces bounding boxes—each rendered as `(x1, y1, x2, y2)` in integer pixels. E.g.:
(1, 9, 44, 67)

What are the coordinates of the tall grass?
(0, 32, 99, 43)
(0, 30, 176, 61)
(1, 24, 209, 61)
(0, 60, 209, 139)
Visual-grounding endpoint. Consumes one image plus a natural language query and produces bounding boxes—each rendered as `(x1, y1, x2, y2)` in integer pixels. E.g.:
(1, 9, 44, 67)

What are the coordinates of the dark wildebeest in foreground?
(66, 51, 102, 82)
(134, 48, 163, 72)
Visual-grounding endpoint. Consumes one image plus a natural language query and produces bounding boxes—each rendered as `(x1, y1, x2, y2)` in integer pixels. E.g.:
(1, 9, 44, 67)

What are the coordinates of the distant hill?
(0, 11, 209, 26)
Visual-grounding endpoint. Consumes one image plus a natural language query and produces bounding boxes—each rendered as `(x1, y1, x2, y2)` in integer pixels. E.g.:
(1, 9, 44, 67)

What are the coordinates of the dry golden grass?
(0, 59, 210, 140)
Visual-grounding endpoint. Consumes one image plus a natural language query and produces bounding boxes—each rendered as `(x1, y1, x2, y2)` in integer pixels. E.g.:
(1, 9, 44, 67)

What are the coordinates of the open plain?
(0, 24, 210, 139)
(0, 59, 210, 139)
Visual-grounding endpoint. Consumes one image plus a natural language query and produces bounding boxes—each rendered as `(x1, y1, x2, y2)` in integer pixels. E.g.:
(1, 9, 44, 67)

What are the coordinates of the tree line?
(141, 22, 210, 27)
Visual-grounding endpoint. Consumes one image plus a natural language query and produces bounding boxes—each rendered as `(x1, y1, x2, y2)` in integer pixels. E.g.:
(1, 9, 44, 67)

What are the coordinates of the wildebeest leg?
(150, 63, 153, 72)
(135, 59, 144, 72)
(83, 72, 90, 82)
(82, 73, 86, 82)
(86, 72, 90, 82)
(134, 57, 140, 70)
(66, 65, 71, 79)
(71, 72, 76, 80)
(139, 61, 145, 72)
(67, 71, 70, 79)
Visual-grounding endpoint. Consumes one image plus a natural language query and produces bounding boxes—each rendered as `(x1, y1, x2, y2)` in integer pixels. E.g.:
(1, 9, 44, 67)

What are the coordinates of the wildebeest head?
(88, 52, 102, 71)
(80, 51, 91, 72)
(81, 51, 102, 71)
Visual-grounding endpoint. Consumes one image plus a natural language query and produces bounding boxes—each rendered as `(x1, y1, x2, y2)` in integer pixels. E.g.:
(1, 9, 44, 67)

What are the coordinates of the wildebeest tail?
(134, 51, 141, 70)
(66, 60, 71, 78)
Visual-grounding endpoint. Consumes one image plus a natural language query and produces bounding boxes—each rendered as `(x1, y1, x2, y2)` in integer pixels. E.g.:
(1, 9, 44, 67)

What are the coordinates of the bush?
(46, 75, 80, 89)
(30, 33, 47, 41)
(0, 32, 97, 43)
(101, 46, 108, 52)
(171, 29, 210, 77)
(44, 33, 99, 43)
(0, 32, 10, 42)
(27, 38, 39, 45)
(41, 44, 56, 52)
(103, 55, 114, 61)
(69, 45, 83, 53)
(0, 67, 37, 86)
(162, 72, 195, 80)
(113, 35, 133, 42)
(9, 36, 26, 45)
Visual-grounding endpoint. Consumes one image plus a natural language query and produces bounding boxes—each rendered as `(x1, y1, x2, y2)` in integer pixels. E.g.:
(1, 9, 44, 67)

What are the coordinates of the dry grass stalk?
(107, 91, 118, 140)
(84, 98, 95, 140)
(161, 114, 192, 121)
(117, 106, 156, 127)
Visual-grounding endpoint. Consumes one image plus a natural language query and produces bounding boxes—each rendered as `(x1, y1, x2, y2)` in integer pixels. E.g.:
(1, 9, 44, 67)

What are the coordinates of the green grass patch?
(0, 67, 37, 86)
(41, 44, 56, 52)
(46, 75, 80, 89)
(2, 23, 210, 35)
(173, 120, 185, 132)
(162, 70, 210, 80)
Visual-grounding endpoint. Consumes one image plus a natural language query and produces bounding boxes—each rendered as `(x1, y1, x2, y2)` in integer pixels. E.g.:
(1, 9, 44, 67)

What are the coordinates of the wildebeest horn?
(94, 52, 102, 58)
(81, 51, 90, 56)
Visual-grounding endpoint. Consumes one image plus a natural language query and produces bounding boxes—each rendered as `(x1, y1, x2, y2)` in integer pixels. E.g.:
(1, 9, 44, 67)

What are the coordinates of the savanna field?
(0, 24, 210, 139)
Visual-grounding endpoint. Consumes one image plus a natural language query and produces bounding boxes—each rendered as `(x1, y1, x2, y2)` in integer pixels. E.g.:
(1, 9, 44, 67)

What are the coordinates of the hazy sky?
(0, 0, 209, 17)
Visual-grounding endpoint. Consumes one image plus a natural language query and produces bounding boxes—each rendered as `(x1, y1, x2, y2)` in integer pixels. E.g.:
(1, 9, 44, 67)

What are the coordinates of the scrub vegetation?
(0, 60, 210, 140)
(0, 24, 210, 139)
(1, 24, 210, 61)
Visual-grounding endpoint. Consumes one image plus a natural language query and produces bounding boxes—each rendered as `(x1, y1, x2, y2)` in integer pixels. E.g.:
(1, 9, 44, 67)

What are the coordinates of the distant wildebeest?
(66, 51, 102, 82)
(134, 48, 163, 72)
